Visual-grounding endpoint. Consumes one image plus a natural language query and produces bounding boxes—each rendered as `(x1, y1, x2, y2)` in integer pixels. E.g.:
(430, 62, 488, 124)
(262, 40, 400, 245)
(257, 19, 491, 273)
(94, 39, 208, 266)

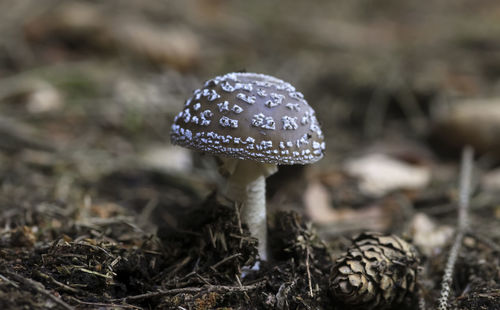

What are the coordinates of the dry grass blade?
(437, 146, 474, 310)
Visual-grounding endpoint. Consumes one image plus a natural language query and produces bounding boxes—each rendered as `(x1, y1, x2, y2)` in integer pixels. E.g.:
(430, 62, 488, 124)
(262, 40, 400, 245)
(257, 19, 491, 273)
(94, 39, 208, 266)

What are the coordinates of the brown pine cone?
(329, 232, 419, 309)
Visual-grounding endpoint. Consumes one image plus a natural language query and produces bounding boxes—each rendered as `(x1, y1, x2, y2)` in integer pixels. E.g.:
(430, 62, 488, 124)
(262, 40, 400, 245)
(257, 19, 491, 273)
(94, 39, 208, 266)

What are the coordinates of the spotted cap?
(170, 72, 325, 165)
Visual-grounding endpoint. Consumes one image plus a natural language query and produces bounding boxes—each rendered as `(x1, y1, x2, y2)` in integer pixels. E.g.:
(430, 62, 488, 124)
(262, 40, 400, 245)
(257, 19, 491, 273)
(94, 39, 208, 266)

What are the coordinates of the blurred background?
(1, 0, 500, 240)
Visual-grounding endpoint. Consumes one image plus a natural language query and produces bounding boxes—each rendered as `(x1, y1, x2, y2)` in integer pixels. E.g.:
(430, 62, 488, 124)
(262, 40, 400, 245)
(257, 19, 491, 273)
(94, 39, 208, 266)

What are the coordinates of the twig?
(210, 253, 242, 271)
(195, 273, 212, 286)
(234, 202, 244, 248)
(167, 256, 192, 277)
(115, 282, 265, 302)
(77, 267, 113, 279)
(235, 273, 250, 301)
(466, 232, 500, 253)
(3, 270, 74, 310)
(34, 271, 80, 294)
(235, 274, 243, 288)
(120, 287, 203, 302)
(305, 246, 313, 298)
(69, 296, 142, 309)
(437, 146, 474, 310)
(0, 273, 20, 288)
(73, 241, 114, 258)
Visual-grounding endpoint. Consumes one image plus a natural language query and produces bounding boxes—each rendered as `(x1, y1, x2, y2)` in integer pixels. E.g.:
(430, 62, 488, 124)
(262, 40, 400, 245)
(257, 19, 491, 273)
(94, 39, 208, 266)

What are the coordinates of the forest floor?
(0, 1, 499, 309)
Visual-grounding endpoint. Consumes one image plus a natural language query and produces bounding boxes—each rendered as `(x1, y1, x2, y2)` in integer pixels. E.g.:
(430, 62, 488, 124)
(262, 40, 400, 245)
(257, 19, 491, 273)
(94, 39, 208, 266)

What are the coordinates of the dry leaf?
(140, 146, 192, 173)
(344, 153, 431, 197)
(304, 181, 393, 232)
(408, 213, 454, 256)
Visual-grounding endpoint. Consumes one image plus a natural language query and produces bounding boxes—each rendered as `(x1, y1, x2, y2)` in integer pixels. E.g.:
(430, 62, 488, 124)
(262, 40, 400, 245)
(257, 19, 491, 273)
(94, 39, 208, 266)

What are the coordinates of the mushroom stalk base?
(219, 158, 277, 261)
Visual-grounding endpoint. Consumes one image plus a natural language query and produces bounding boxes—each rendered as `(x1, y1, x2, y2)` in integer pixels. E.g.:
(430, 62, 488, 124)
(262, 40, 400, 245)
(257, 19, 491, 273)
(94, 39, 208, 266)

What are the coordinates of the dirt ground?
(0, 1, 499, 309)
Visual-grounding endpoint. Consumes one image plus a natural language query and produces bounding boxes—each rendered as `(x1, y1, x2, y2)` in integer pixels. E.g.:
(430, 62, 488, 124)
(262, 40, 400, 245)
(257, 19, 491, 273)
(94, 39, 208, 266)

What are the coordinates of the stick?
(437, 146, 474, 310)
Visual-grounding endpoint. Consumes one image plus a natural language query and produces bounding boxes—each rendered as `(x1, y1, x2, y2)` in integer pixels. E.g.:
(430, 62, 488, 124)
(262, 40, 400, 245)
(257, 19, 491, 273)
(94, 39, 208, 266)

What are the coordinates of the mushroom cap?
(170, 72, 325, 165)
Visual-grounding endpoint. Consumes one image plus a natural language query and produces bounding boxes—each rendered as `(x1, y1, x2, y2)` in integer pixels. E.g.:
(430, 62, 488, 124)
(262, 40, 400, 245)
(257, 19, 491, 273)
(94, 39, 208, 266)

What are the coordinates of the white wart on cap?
(170, 72, 325, 165)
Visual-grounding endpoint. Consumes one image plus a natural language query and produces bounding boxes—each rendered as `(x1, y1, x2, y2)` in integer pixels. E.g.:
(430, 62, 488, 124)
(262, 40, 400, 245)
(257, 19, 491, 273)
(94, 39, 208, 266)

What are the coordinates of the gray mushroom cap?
(170, 72, 325, 165)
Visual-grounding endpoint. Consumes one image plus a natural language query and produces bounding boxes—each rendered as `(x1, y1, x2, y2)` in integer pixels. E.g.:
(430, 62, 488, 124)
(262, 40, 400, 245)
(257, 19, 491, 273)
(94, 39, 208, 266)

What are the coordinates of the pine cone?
(329, 232, 419, 309)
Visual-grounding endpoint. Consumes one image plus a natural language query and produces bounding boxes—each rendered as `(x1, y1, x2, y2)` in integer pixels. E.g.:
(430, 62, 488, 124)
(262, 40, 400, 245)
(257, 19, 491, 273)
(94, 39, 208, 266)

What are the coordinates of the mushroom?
(170, 72, 325, 261)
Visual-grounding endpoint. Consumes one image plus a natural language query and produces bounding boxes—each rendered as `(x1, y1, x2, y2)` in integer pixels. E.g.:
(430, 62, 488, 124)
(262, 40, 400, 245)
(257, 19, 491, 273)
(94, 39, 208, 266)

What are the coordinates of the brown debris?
(266, 211, 333, 309)
(24, 2, 200, 70)
(457, 284, 500, 310)
(427, 232, 500, 310)
(304, 180, 402, 235)
(2, 226, 37, 248)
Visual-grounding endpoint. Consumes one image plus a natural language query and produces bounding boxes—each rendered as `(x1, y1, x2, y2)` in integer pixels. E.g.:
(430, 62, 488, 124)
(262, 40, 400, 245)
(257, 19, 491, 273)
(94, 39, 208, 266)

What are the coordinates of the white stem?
(241, 175, 267, 260)
(220, 158, 277, 261)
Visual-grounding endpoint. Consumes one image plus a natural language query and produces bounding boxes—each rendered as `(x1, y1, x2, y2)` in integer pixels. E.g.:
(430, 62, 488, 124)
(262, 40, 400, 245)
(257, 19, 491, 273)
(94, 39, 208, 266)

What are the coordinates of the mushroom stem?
(219, 158, 277, 261)
(233, 174, 267, 260)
